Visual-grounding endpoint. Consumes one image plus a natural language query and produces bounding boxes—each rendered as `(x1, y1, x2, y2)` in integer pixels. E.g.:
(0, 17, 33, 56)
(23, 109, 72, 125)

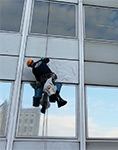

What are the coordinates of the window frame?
(84, 5, 118, 43)
(16, 82, 78, 140)
(85, 84, 118, 140)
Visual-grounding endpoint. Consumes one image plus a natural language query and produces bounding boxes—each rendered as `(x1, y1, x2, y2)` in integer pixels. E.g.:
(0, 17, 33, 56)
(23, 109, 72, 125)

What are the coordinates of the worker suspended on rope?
(27, 57, 67, 114)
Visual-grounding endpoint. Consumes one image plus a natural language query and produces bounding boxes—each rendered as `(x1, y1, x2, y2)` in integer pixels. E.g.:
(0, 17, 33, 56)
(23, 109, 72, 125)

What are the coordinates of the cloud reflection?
(31, 1, 75, 37)
(0, 0, 24, 32)
(85, 6, 118, 41)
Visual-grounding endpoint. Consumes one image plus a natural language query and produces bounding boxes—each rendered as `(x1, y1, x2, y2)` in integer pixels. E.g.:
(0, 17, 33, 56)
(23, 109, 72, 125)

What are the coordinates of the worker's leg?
(33, 87, 43, 107)
(55, 82, 62, 93)
(49, 82, 67, 107)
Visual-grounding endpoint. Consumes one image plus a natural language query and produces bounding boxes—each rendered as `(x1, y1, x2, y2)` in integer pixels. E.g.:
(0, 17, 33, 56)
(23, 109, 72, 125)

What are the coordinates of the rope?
(45, 2, 51, 57)
(42, 2, 51, 149)
(42, 108, 48, 150)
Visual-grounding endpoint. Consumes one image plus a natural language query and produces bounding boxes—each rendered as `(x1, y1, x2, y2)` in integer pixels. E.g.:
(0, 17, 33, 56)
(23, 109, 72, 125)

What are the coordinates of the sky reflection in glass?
(18, 83, 76, 137)
(31, 1, 49, 34)
(0, 0, 24, 32)
(86, 86, 118, 138)
(31, 0, 75, 37)
(48, 3, 75, 36)
(85, 6, 118, 41)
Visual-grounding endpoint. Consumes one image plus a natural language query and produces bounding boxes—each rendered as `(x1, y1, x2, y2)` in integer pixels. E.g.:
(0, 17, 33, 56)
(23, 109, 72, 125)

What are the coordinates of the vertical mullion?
(79, 0, 86, 150)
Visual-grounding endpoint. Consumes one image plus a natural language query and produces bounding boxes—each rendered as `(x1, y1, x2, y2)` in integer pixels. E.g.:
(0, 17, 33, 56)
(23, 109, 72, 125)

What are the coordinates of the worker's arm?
(43, 57, 50, 63)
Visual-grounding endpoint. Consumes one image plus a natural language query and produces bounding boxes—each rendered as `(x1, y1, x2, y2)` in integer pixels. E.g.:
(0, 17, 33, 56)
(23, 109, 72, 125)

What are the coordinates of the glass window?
(31, 0, 76, 37)
(0, 82, 11, 136)
(0, 0, 24, 32)
(17, 83, 76, 137)
(86, 86, 118, 138)
(31, 1, 49, 34)
(48, 3, 75, 37)
(85, 6, 118, 41)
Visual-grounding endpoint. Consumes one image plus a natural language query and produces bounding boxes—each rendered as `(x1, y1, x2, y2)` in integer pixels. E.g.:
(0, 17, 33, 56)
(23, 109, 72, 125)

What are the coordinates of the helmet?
(27, 59, 33, 67)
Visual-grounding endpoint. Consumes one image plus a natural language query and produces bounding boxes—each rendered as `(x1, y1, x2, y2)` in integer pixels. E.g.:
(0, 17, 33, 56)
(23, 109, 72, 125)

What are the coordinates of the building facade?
(0, 0, 118, 150)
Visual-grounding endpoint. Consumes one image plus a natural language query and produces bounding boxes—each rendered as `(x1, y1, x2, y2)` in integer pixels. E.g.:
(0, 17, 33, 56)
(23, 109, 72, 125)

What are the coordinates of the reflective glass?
(31, 1, 76, 37)
(48, 3, 75, 37)
(17, 83, 76, 137)
(31, 1, 49, 34)
(85, 6, 118, 41)
(86, 86, 118, 138)
(0, 82, 11, 136)
(0, 0, 24, 32)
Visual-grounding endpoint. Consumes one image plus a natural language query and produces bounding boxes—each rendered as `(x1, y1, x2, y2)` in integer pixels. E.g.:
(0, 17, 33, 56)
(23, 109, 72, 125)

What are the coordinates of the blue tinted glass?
(86, 86, 118, 138)
(31, 1, 76, 37)
(31, 1, 49, 34)
(48, 3, 75, 37)
(85, 6, 118, 41)
(0, 0, 24, 32)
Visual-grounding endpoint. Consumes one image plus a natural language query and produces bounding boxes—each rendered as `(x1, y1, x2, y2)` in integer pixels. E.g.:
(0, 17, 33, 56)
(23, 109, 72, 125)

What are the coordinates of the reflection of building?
(18, 108, 40, 136)
(0, 100, 7, 136)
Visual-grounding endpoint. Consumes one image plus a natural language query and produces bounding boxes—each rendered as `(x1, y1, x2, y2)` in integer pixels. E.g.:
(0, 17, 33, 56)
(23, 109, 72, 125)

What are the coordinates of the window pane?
(31, 1, 49, 34)
(31, 1, 76, 37)
(85, 6, 118, 41)
(17, 83, 76, 137)
(0, 82, 11, 136)
(48, 3, 75, 37)
(0, 0, 24, 32)
(86, 86, 118, 138)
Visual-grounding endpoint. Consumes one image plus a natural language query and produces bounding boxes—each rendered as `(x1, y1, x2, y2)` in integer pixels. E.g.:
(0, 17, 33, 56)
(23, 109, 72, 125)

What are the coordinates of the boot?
(56, 91, 67, 108)
(49, 94, 57, 102)
(41, 104, 46, 114)
(33, 96, 40, 107)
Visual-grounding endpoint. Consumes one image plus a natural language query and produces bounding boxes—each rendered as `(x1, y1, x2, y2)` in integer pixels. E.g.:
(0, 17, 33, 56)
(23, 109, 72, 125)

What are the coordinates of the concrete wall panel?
(0, 141, 6, 150)
(87, 142, 118, 150)
(25, 36, 47, 57)
(0, 33, 21, 55)
(47, 38, 78, 60)
(85, 62, 118, 86)
(13, 141, 79, 150)
(0, 56, 18, 80)
(85, 41, 118, 63)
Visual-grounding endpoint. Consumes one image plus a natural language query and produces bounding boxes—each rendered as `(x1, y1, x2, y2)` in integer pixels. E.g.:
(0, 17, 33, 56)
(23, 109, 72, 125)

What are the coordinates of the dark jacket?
(32, 58, 52, 82)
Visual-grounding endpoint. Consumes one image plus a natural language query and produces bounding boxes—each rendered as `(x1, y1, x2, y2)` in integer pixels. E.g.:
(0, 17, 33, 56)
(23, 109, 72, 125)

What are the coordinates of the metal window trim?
(78, 0, 86, 150)
(16, 82, 78, 139)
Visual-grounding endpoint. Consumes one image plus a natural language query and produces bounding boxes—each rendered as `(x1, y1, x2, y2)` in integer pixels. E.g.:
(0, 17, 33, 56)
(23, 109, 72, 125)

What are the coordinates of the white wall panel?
(25, 36, 47, 57)
(13, 141, 79, 150)
(22, 58, 79, 83)
(85, 62, 118, 85)
(56, 0, 78, 3)
(0, 33, 21, 55)
(0, 141, 6, 150)
(87, 142, 118, 150)
(85, 41, 118, 63)
(83, 0, 118, 7)
(0, 56, 18, 80)
(47, 38, 78, 60)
